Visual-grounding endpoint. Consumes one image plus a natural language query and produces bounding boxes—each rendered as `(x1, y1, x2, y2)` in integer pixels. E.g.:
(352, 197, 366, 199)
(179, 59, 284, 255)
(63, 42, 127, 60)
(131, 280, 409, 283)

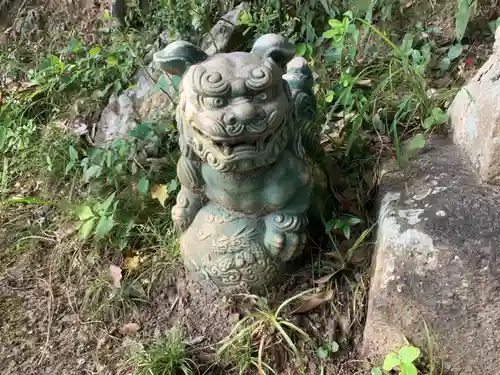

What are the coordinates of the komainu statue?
(154, 34, 321, 291)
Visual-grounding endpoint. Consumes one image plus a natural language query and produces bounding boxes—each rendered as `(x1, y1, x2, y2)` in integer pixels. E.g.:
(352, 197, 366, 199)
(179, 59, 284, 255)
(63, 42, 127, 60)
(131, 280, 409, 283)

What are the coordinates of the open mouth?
(189, 116, 286, 158)
(212, 132, 275, 156)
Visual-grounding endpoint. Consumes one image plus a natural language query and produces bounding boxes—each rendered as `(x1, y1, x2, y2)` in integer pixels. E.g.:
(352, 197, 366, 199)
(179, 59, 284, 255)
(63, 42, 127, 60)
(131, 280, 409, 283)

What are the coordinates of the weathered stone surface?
(200, 2, 250, 55)
(153, 34, 321, 291)
(449, 26, 500, 184)
(362, 137, 500, 374)
(93, 63, 177, 147)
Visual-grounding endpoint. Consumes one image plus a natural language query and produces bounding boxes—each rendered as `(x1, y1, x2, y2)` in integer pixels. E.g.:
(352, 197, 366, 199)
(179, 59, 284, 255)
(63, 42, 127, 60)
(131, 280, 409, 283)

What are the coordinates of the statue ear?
(153, 41, 209, 76)
(250, 34, 296, 68)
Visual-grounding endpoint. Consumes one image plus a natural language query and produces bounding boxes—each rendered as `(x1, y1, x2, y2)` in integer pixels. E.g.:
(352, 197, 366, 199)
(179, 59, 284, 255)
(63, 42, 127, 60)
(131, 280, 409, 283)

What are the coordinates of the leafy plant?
(423, 107, 449, 130)
(75, 192, 119, 241)
(326, 215, 362, 239)
(372, 346, 421, 375)
(316, 341, 340, 359)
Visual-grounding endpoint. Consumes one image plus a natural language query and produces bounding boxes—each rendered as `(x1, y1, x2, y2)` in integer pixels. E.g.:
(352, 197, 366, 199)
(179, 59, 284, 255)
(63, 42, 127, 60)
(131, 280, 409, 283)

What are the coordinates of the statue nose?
(224, 102, 265, 126)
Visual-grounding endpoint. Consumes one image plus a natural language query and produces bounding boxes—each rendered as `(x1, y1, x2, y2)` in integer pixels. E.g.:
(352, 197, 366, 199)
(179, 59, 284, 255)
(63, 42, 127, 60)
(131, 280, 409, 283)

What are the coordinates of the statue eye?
(203, 97, 227, 108)
(253, 92, 268, 103)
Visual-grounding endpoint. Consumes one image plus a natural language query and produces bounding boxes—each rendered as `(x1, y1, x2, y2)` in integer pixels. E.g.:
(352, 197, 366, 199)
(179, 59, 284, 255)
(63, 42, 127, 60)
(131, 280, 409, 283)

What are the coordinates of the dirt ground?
(0, 215, 370, 374)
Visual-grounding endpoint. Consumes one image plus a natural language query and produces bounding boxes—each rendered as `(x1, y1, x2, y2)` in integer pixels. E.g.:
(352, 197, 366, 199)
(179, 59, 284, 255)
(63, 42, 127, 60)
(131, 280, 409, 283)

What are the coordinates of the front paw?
(263, 213, 308, 261)
(171, 204, 198, 232)
(171, 188, 203, 232)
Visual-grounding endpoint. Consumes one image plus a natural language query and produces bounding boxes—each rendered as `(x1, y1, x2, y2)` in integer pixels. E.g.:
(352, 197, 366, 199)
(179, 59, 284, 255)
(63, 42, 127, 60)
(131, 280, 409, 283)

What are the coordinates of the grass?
(217, 291, 313, 374)
(129, 324, 199, 375)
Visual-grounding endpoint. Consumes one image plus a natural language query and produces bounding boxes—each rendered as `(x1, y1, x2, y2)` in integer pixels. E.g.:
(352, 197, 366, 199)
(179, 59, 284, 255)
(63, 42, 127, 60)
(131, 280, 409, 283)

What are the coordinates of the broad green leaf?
(69, 145, 78, 162)
(128, 123, 152, 140)
(170, 75, 182, 91)
(325, 91, 335, 103)
(65, 160, 75, 175)
(423, 116, 435, 129)
(325, 220, 335, 233)
(343, 226, 351, 239)
(333, 220, 344, 229)
(103, 9, 112, 21)
(317, 346, 329, 359)
(402, 363, 418, 375)
(238, 11, 253, 25)
(77, 206, 94, 221)
(404, 133, 426, 153)
(455, 0, 472, 42)
(89, 46, 102, 57)
(447, 44, 463, 60)
(401, 33, 414, 55)
(106, 55, 118, 67)
(0, 126, 6, 150)
(371, 368, 383, 375)
(95, 215, 114, 240)
(64, 38, 82, 53)
(431, 107, 449, 125)
(438, 57, 451, 71)
(167, 179, 179, 193)
(79, 218, 96, 240)
(323, 29, 338, 39)
(399, 346, 420, 364)
(84, 165, 102, 182)
(328, 19, 342, 28)
(95, 192, 117, 214)
(383, 353, 401, 371)
(348, 217, 362, 225)
(155, 74, 170, 93)
(138, 176, 150, 195)
(296, 43, 307, 56)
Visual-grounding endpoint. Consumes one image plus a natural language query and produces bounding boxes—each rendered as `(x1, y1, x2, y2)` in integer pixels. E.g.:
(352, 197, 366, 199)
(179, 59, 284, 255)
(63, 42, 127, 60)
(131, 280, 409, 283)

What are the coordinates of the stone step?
(362, 137, 500, 374)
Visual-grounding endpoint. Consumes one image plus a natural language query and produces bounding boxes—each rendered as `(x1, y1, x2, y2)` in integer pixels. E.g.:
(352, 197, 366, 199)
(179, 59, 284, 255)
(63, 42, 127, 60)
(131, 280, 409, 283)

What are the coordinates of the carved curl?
(191, 66, 231, 97)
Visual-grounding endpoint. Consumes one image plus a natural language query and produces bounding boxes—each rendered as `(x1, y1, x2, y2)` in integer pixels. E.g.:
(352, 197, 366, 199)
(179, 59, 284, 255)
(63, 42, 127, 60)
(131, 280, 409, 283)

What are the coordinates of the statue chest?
(201, 150, 311, 215)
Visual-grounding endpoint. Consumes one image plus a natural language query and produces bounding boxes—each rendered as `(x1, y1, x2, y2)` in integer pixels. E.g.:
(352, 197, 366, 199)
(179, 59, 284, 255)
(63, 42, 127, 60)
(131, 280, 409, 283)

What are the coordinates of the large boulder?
(362, 137, 500, 374)
(448, 26, 500, 184)
(94, 3, 251, 149)
(93, 64, 177, 147)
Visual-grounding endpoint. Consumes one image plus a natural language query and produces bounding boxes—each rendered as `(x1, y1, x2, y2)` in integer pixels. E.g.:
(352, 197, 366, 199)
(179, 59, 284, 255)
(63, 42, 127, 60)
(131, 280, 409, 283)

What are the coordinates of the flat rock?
(449, 26, 500, 184)
(362, 137, 500, 374)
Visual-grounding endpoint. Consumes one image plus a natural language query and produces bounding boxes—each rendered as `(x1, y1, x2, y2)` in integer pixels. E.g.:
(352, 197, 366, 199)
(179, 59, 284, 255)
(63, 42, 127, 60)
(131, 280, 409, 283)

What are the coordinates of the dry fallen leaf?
(124, 255, 140, 270)
(294, 289, 334, 313)
(151, 184, 168, 207)
(119, 322, 140, 336)
(55, 222, 77, 242)
(109, 264, 122, 288)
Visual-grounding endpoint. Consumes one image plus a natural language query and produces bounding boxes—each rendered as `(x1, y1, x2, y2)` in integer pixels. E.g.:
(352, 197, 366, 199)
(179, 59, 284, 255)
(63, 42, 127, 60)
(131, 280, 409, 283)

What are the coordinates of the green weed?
(217, 291, 313, 374)
(129, 324, 199, 375)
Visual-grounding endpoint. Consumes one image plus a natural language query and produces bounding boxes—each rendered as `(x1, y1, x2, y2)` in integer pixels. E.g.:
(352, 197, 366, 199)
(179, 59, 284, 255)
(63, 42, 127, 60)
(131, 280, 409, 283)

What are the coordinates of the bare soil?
(0, 218, 370, 375)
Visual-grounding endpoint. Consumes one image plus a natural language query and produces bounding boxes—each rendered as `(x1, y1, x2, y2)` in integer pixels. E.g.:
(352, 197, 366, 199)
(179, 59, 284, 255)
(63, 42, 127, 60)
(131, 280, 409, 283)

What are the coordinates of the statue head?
(154, 34, 296, 172)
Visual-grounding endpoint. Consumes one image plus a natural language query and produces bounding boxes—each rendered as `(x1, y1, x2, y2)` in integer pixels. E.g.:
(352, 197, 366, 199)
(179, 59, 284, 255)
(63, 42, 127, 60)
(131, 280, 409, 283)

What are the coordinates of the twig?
(35, 273, 55, 366)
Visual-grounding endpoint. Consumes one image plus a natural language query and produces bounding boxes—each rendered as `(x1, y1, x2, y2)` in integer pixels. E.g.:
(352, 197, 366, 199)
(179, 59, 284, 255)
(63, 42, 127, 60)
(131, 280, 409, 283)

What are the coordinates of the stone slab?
(362, 137, 500, 374)
(449, 26, 500, 184)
